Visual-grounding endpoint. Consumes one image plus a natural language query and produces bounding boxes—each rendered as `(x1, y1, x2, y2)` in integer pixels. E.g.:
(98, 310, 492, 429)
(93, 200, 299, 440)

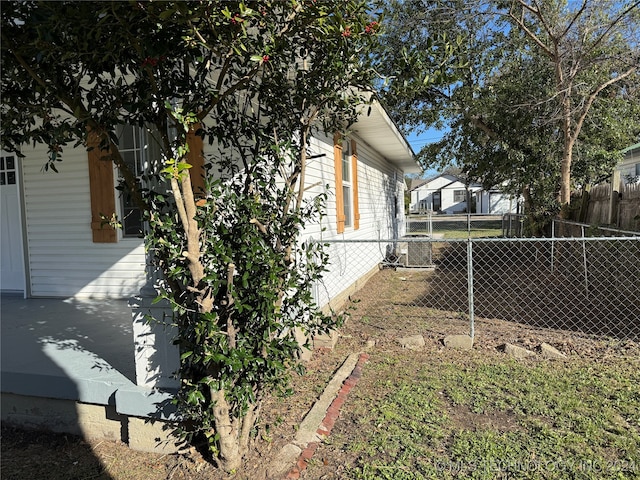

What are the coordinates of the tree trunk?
(522, 184, 542, 236)
(210, 388, 261, 473)
(559, 139, 573, 217)
(211, 389, 243, 472)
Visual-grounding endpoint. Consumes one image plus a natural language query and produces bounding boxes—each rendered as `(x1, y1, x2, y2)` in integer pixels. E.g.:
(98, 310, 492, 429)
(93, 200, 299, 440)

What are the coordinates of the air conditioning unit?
(403, 235, 434, 267)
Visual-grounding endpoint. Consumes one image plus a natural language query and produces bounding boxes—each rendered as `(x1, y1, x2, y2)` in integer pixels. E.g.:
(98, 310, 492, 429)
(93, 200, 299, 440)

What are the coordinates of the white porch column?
(129, 277, 180, 390)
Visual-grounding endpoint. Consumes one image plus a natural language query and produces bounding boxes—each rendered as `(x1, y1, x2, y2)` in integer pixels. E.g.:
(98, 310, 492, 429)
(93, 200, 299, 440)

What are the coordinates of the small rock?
(365, 339, 376, 350)
(443, 334, 474, 350)
(397, 334, 425, 350)
(539, 342, 567, 359)
(503, 343, 536, 359)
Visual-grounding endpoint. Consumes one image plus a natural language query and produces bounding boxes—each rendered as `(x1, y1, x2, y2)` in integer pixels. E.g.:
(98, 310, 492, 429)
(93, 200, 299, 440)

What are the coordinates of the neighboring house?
(409, 174, 482, 214)
(0, 97, 417, 447)
(408, 173, 518, 215)
(616, 142, 640, 184)
(474, 187, 520, 215)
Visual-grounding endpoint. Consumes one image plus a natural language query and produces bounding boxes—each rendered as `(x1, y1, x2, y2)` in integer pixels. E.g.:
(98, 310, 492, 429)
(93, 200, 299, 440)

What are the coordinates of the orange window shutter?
(186, 124, 205, 198)
(87, 131, 117, 243)
(351, 139, 360, 230)
(334, 133, 345, 234)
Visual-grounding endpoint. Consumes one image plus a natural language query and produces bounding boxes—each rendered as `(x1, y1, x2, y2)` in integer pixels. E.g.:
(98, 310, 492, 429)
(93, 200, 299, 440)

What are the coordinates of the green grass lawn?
(408, 219, 504, 239)
(310, 349, 640, 479)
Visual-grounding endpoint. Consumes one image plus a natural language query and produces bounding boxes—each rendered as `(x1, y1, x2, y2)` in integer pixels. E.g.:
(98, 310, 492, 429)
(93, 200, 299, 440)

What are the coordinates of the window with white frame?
(333, 134, 359, 233)
(0, 155, 17, 186)
(453, 189, 466, 203)
(116, 125, 147, 237)
(342, 140, 353, 228)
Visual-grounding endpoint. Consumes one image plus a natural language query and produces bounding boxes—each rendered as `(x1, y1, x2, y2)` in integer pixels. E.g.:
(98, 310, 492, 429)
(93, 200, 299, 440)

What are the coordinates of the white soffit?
(352, 97, 421, 174)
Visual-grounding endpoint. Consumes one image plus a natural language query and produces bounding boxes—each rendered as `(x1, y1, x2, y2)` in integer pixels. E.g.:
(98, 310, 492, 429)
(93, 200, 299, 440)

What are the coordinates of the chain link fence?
(314, 236, 640, 342)
(552, 219, 640, 238)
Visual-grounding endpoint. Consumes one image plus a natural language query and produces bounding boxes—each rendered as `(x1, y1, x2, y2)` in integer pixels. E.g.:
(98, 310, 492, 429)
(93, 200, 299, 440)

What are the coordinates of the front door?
(432, 191, 441, 211)
(1, 153, 25, 292)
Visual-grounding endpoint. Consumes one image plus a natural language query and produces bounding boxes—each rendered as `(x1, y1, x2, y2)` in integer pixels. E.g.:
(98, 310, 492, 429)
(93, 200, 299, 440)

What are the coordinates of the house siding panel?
(17, 127, 411, 304)
(303, 133, 406, 309)
(21, 144, 146, 298)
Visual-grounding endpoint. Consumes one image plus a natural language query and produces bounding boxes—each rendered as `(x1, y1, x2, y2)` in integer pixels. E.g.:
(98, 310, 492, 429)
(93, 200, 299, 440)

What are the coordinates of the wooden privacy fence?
(574, 182, 640, 232)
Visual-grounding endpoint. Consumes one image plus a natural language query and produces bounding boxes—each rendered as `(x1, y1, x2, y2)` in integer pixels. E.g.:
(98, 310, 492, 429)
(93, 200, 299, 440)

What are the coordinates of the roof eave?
(352, 95, 421, 174)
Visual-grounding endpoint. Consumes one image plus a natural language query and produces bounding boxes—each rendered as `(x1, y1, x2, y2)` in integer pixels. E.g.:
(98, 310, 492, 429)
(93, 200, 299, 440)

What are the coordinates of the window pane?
(123, 206, 143, 236)
(122, 151, 137, 173)
(342, 143, 350, 182)
(122, 181, 143, 236)
(119, 125, 134, 149)
(343, 185, 351, 227)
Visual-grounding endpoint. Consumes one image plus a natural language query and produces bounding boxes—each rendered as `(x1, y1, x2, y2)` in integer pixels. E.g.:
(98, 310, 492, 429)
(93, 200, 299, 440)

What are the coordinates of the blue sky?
(406, 127, 448, 178)
(406, 128, 445, 152)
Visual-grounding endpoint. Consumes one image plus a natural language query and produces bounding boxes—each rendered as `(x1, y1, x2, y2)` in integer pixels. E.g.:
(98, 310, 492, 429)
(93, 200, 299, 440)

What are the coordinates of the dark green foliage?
(2, 0, 378, 469)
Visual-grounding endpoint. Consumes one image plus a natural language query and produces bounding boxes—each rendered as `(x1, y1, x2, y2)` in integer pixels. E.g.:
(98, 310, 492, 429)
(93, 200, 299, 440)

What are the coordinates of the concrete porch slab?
(1, 294, 136, 384)
(1, 294, 174, 417)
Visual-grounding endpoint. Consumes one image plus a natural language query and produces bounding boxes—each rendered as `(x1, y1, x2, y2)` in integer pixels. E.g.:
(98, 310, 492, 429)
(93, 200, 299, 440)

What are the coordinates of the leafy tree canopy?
(377, 0, 640, 227)
(1, 0, 380, 471)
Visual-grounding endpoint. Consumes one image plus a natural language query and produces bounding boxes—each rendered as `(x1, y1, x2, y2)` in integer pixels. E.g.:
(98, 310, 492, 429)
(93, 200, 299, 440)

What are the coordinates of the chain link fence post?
(467, 238, 475, 340)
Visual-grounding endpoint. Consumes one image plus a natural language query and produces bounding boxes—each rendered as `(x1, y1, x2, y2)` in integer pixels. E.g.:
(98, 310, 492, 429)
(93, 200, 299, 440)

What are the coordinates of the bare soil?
(2, 268, 638, 479)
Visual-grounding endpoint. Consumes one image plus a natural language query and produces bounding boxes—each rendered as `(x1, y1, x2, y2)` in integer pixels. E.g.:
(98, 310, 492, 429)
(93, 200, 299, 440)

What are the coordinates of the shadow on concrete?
(0, 293, 141, 478)
(1, 294, 136, 383)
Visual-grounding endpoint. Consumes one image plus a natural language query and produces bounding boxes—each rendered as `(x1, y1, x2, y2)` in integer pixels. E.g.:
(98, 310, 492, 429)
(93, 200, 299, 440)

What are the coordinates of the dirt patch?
(447, 405, 522, 433)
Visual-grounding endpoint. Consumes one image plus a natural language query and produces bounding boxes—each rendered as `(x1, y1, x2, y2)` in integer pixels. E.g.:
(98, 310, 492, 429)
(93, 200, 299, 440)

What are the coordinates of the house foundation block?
(1, 393, 181, 454)
(127, 416, 181, 454)
(1, 393, 124, 442)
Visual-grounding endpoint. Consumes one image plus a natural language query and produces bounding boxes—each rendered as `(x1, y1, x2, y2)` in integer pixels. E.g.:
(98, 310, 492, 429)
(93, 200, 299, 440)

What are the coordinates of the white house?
(409, 174, 482, 214)
(0, 98, 417, 301)
(616, 142, 640, 184)
(0, 97, 417, 447)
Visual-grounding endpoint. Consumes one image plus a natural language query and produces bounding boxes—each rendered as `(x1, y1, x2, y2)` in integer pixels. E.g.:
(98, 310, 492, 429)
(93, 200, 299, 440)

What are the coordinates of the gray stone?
(397, 334, 425, 350)
(265, 443, 302, 478)
(443, 334, 474, 350)
(540, 342, 567, 359)
(503, 343, 536, 359)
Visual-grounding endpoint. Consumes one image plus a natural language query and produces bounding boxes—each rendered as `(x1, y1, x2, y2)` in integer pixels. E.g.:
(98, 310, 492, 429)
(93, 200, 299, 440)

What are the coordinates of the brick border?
(285, 352, 369, 479)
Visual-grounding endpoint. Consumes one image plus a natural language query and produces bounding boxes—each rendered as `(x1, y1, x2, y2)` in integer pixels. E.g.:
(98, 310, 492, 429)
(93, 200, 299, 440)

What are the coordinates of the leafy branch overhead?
(377, 0, 640, 229)
(1, 0, 379, 472)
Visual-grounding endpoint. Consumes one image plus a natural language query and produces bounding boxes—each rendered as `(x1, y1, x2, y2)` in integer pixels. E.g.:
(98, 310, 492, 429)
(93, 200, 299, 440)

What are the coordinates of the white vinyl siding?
(21, 143, 146, 298)
(17, 129, 408, 303)
(303, 132, 406, 308)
